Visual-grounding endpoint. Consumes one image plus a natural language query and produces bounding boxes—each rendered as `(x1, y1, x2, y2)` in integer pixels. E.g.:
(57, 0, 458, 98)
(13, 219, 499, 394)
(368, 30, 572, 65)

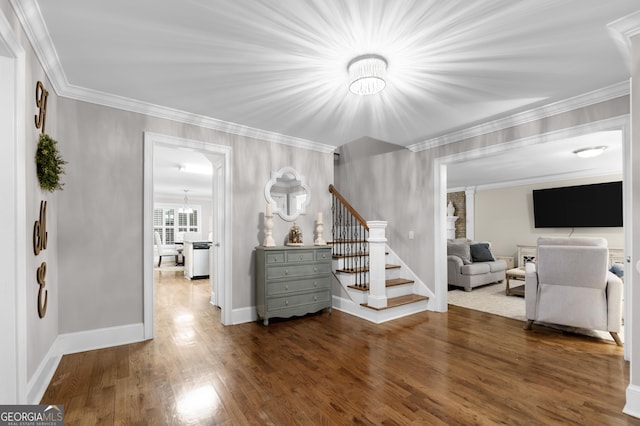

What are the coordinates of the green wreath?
(36, 133, 66, 192)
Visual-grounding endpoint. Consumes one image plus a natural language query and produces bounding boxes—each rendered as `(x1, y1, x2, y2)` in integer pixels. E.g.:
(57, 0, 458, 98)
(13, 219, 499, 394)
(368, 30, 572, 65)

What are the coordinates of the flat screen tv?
(532, 181, 623, 228)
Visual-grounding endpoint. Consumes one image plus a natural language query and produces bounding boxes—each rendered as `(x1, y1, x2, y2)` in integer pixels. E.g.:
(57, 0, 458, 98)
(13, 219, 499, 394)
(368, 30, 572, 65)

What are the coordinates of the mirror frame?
(264, 166, 311, 221)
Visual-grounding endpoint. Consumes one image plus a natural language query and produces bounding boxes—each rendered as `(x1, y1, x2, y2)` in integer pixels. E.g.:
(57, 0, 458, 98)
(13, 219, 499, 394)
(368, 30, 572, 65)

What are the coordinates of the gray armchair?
(524, 237, 623, 346)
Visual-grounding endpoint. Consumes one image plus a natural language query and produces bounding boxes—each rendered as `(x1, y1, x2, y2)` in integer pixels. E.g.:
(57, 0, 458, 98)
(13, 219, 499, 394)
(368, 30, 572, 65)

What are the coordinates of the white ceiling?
(23, 1, 636, 192)
(447, 130, 623, 189)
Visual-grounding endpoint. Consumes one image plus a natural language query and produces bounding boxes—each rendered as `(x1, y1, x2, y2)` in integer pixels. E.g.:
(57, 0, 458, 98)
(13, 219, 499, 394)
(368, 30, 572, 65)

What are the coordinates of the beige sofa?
(447, 240, 507, 292)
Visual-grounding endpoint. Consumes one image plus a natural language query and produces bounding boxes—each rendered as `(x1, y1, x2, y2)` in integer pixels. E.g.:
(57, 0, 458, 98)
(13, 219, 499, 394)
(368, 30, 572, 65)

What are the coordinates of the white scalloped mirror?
(264, 167, 311, 221)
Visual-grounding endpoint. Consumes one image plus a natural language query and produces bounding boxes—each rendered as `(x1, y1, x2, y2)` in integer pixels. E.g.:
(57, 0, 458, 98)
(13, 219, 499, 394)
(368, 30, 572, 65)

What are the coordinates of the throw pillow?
(447, 242, 472, 264)
(470, 243, 495, 262)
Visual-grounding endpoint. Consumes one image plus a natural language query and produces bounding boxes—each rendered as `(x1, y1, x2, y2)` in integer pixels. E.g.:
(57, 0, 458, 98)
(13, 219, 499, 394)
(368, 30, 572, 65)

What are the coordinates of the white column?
(367, 221, 387, 309)
(465, 187, 476, 240)
(609, 10, 640, 419)
(446, 216, 458, 240)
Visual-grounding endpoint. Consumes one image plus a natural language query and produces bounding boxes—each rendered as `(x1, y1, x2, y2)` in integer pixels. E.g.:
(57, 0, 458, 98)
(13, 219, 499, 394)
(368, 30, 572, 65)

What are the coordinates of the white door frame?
(0, 9, 27, 403)
(143, 132, 233, 337)
(433, 115, 632, 358)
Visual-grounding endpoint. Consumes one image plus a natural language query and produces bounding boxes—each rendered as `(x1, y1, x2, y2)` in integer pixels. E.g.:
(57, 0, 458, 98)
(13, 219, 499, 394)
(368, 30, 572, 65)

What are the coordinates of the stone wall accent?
(447, 191, 466, 239)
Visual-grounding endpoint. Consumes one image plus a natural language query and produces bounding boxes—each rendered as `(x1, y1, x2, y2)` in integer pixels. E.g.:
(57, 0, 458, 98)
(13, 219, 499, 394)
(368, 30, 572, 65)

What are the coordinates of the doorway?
(433, 115, 632, 358)
(0, 9, 27, 403)
(143, 132, 232, 338)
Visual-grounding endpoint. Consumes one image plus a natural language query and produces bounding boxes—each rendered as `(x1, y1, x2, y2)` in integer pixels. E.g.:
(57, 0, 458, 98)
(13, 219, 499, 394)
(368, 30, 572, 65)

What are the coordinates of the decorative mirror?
(264, 167, 311, 221)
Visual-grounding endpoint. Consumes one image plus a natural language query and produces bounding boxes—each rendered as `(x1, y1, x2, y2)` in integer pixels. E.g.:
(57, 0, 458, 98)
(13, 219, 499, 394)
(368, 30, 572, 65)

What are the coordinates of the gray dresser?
(255, 246, 332, 325)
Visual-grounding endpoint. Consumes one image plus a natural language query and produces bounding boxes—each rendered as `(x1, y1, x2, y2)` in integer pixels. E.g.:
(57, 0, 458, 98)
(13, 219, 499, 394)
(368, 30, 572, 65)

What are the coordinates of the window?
(154, 204, 201, 245)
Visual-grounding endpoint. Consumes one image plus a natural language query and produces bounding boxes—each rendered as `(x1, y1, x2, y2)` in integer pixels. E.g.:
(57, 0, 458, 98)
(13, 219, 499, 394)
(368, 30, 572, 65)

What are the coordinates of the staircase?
(329, 185, 433, 323)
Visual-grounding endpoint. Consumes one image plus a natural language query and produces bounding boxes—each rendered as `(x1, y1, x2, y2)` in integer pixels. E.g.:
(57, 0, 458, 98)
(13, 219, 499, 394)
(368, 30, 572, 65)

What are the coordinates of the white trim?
(624, 384, 640, 419)
(608, 11, 640, 54)
(25, 345, 60, 405)
(408, 82, 629, 152)
(10, 0, 335, 155)
(0, 6, 27, 404)
(55, 323, 145, 355)
(144, 132, 233, 330)
(231, 306, 257, 325)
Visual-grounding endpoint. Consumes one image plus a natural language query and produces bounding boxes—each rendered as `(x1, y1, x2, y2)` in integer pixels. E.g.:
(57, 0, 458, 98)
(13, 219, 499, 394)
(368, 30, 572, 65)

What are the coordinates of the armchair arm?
(524, 262, 538, 320)
(447, 255, 464, 285)
(606, 271, 623, 332)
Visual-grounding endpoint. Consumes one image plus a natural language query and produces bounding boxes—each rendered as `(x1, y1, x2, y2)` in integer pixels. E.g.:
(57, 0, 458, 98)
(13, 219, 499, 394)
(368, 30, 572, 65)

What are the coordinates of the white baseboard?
(624, 384, 640, 418)
(231, 306, 257, 325)
(55, 323, 146, 355)
(26, 345, 61, 405)
(26, 323, 145, 404)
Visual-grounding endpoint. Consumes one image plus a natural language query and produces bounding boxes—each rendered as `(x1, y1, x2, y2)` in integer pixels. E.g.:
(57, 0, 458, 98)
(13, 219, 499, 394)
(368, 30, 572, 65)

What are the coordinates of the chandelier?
(348, 54, 387, 95)
(178, 189, 193, 214)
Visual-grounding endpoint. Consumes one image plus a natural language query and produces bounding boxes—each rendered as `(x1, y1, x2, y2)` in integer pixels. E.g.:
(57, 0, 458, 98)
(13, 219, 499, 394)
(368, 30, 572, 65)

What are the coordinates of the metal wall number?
(36, 262, 48, 318)
(35, 80, 48, 134)
(33, 200, 49, 318)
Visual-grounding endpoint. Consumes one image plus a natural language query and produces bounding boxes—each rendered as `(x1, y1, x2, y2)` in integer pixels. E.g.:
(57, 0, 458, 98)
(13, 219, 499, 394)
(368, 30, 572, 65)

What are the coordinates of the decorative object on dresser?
(255, 246, 332, 325)
(286, 222, 303, 246)
(314, 212, 326, 246)
(263, 203, 275, 247)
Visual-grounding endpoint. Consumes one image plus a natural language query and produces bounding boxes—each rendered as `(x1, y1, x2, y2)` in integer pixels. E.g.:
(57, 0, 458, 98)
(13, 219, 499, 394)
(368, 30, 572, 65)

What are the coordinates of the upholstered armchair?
(524, 237, 623, 346)
(154, 231, 179, 267)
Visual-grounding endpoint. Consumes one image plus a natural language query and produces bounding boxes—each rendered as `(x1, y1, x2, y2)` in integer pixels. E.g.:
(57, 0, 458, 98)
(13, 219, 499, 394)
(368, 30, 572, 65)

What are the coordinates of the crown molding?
(10, 0, 336, 154)
(407, 81, 630, 152)
(608, 10, 640, 52)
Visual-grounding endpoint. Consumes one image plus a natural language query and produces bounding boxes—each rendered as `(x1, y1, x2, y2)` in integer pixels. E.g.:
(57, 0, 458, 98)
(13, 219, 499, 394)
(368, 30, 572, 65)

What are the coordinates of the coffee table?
(505, 268, 525, 297)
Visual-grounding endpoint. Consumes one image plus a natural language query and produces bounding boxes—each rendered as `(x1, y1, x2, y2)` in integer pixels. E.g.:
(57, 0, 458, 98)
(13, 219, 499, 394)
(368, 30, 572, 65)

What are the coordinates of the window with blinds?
(154, 204, 201, 245)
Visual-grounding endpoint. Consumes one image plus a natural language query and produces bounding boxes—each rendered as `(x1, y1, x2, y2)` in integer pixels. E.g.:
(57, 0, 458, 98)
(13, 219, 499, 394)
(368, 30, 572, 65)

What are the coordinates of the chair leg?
(610, 332, 623, 347)
(158, 256, 162, 267)
(524, 320, 534, 330)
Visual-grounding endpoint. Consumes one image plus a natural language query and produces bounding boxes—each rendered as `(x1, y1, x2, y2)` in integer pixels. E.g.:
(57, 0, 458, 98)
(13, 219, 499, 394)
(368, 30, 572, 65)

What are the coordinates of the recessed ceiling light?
(572, 146, 607, 158)
(348, 54, 387, 96)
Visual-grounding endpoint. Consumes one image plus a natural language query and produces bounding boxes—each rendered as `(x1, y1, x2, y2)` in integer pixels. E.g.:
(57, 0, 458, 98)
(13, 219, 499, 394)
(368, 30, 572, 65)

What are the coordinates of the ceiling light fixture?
(179, 164, 213, 175)
(348, 54, 387, 95)
(572, 146, 607, 158)
(178, 189, 193, 214)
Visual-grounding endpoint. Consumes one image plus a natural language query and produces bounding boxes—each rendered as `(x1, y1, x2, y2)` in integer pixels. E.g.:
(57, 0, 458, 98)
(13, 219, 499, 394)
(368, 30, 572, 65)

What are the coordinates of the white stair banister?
(367, 221, 388, 309)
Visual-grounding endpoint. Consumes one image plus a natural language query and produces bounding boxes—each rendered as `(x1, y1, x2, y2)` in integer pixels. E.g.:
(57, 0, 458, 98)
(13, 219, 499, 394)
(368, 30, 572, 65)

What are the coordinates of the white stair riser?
(386, 283, 415, 298)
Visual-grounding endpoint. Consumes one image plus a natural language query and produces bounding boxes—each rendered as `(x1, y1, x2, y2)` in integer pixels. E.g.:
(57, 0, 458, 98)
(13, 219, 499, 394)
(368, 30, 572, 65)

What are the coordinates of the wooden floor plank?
(40, 271, 638, 425)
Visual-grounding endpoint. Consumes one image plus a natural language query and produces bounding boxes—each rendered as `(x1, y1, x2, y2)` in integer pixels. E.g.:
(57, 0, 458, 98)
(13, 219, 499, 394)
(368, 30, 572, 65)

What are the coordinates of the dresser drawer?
(267, 277, 330, 296)
(286, 250, 315, 263)
(267, 290, 331, 311)
(315, 249, 332, 261)
(266, 262, 332, 279)
(265, 251, 286, 264)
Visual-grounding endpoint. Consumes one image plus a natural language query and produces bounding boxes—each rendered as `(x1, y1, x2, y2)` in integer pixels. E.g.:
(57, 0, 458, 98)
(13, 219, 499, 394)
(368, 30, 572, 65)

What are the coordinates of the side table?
(505, 268, 525, 297)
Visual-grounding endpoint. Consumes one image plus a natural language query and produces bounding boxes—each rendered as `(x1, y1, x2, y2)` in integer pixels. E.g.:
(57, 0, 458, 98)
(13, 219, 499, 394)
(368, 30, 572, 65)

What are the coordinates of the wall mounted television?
(532, 181, 623, 228)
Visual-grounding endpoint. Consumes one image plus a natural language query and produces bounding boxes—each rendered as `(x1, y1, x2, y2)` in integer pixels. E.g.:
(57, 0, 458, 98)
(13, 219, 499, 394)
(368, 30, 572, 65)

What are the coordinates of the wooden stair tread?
(347, 278, 414, 292)
(361, 294, 429, 311)
(337, 264, 400, 274)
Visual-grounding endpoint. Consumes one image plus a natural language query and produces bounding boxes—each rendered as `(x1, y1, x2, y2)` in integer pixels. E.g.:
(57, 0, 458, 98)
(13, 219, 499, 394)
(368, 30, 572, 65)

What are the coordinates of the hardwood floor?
(41, 271, 638, 425)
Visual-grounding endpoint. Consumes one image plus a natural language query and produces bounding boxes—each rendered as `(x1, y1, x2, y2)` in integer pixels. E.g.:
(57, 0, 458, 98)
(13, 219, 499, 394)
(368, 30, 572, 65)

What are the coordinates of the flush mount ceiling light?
(572, 146, 607, 158)
(348, 54, 387, 95)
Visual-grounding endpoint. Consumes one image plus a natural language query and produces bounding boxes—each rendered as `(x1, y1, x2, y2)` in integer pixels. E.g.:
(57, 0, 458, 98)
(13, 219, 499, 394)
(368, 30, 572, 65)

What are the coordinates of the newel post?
(367, 221, 387, 309)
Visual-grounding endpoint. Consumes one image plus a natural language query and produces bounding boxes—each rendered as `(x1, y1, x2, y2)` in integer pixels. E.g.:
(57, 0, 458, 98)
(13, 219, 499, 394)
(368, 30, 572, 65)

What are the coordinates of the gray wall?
(335, 96, 630, 294)
(55, 98, 333, 332)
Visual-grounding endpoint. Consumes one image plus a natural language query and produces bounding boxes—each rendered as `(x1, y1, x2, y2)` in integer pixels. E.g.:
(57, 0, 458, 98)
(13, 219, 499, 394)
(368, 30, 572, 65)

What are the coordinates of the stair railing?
(329, 185, 369, 288)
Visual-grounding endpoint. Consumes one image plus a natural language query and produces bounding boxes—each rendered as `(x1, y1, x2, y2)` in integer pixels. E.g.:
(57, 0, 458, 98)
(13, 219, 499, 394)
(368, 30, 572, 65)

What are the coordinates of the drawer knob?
(300, 254, 303, 259)
(313, 281, 317, 287)
(285, 285, 288, 290)
(313, 296, 317, 301)
(285, 300, 289, 306)
(313, 267, 317, 272)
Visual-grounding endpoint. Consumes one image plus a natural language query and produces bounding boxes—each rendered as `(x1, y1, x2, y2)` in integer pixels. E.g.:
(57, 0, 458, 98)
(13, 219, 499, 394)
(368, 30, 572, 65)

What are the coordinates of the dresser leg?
(263, 318, 269, 326)
(328, 307, 332, 315)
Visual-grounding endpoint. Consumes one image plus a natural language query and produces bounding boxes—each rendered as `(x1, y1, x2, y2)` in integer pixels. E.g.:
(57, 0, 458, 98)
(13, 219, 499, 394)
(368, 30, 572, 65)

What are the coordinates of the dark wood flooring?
(41, 271, 639, 425)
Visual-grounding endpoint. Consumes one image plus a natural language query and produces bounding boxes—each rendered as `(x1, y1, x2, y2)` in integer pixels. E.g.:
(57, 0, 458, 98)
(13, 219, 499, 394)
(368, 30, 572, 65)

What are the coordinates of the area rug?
(448, 283, 526, 321)
(448, 282, 623, 343)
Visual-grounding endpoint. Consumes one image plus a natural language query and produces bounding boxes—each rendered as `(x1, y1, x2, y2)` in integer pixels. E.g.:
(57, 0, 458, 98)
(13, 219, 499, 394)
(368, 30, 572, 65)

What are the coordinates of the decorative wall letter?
(34, 80, 49, 134)
(36, 262, 48, 318)
(33, 200, 48, 255)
